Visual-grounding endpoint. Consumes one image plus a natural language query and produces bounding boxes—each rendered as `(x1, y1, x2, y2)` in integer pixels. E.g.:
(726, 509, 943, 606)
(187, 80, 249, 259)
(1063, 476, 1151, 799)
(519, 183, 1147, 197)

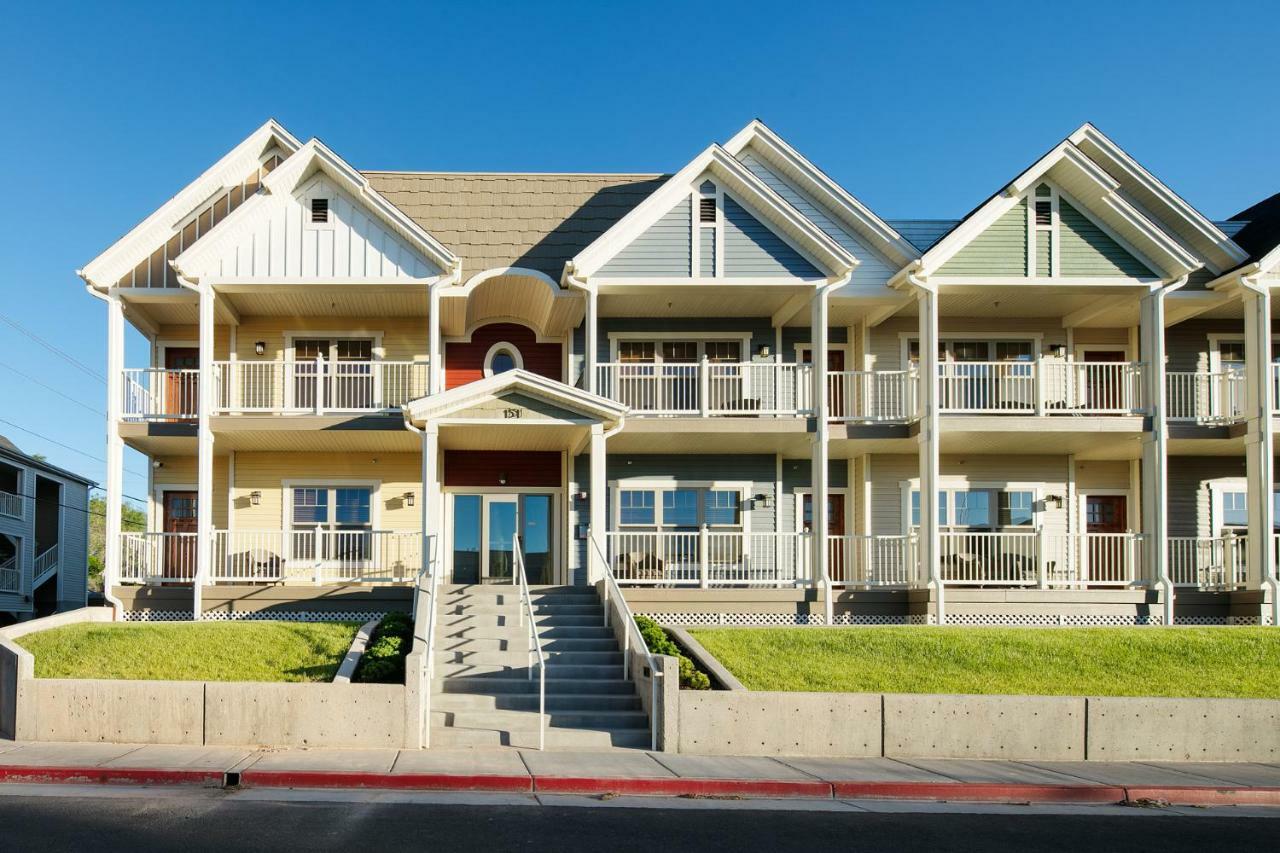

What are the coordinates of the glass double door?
(451, 493, 555, 585)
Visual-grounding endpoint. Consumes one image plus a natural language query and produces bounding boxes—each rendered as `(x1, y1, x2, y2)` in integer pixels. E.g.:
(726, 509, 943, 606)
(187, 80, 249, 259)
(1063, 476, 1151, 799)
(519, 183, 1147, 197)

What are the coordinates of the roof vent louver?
(311, 198, 329, 224)
(699, 197, 717, 224)
(1035, 201, 1052, 227)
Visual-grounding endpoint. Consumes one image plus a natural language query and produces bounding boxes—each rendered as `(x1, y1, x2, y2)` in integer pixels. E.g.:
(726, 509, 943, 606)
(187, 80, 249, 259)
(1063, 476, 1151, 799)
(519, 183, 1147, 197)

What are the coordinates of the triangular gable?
(404, 369, 627, 428)
(79, 119, 301, 290)
(173, 139, 458, 284)
(599, 197, 691, 277)
(569, 144, 854, 282)
(722, 196, 820, 278)
(909, 132, 1205, 283)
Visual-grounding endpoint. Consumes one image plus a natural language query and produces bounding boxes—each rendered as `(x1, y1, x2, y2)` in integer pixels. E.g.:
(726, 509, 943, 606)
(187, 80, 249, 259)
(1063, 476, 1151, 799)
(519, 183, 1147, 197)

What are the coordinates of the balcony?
(605, 530, 810, 586)
(1168, 535, 1247, 590)
(596, 361, 812, 418)
(0, 554, 17, 593)
(1167, 371, 1245, 424)
(119, 530, 422, 584)
(0, 490, 23, 520)
(938, 361, 1145, 416)
(938, 530, 1146, 587)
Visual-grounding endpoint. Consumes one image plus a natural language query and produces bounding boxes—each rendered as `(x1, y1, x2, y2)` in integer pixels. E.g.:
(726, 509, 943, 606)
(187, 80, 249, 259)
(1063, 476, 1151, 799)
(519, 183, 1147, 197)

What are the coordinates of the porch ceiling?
(217, 283, 430, 318)
(210, 418, 419, 452)
(939, 419, 1146, 459)
(886, 285, 1148, 326)
(597, 284, 809, 321)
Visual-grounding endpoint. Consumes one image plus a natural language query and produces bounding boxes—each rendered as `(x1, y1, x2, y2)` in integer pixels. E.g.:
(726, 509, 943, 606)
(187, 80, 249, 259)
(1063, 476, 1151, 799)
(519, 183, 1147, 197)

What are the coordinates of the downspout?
(564, 264, 594, 393)
(427, 261, 462, 396)
(815, 269, 853, 626)
(1145, 276, 1187, 627)
(77, 276, 127, 619)
(904, 267, 943, 624)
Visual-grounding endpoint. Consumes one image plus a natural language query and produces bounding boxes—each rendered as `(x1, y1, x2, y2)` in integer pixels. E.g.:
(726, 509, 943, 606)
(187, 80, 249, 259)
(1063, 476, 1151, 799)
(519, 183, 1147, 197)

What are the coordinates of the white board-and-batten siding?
(210, 176, 435, 280)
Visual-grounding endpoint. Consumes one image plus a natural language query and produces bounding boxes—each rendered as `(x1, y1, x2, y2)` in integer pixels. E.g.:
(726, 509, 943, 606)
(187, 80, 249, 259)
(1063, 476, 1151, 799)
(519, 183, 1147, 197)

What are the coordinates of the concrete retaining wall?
(673, 691, 1280, 761)
(205, 682, 404, 748)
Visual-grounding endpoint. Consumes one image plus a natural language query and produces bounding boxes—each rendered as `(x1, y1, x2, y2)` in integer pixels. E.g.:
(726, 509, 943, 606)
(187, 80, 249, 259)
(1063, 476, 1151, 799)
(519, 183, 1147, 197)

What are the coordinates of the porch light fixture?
(254, 341, 266, 356)
(402, 492, 415, 507)
(498, 472, 508, 486)
(757, 344, 771, 358)
(249, 490, 262, 506)
(1044, 494, 1064, 509)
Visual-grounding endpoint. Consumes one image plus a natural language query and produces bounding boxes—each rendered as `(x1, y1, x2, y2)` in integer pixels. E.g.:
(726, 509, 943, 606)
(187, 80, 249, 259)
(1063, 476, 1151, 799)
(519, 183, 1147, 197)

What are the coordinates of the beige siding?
(230, 452, 421, 531)
(230, 317, 428, 362)
(155, 325, 232, 361)
(152, 456, 230, 528)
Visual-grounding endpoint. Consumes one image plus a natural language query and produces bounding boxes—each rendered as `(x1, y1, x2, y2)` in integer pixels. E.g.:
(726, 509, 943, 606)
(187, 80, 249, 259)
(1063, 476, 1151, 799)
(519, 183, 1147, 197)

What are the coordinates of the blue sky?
(1, 0, 1277, 503)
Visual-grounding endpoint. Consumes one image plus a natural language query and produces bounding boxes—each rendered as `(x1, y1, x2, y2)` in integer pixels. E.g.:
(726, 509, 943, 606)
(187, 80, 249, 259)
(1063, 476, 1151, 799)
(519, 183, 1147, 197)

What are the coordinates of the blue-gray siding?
(599, 198, 691, 277)
(699, 227, 716, 277)
(723, 197, 821, 278)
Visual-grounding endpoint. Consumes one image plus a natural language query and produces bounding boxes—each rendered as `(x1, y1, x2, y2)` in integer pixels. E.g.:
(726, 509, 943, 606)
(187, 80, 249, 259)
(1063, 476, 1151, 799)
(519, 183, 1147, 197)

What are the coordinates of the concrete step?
(440, 676, 638, 695)
(436, 650, 623, 666)
(440, 603, 604, 617)
(438, 625, 615, 641)
(442, 584, 588, 594)
(432, 692, 643, 713)
(437, 636, 620, 653)
(432, 708, 650, 731)
(428, 725, 650, 751)
(438, 613, 606, 628)
(435, 663, 625, 680)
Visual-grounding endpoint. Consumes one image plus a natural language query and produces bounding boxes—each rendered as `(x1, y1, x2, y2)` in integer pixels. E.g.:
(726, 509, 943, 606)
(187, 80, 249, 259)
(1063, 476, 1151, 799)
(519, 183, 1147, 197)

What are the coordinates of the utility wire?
(7, 489, 145, 528)
(0, 417, 149, 481)
(0, 312, 106, 383)
(0, 359, 106, 416)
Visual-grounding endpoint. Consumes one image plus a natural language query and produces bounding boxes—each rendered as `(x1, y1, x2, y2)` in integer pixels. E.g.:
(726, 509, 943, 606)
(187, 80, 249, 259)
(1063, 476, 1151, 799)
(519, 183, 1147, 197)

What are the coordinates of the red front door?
(1082, 350, 1126, 411)
(802, 348, 846, 417)
(803, 493, 847, 582)
(163, 491, 198, 580)
(1085, 494, 1128, 584)
(164, 348, 199, 419)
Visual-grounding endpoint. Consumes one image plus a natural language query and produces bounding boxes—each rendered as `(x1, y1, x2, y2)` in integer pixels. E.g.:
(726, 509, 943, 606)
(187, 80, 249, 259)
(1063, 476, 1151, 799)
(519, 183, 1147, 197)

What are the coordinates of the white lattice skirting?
(124, 610, 387, 623)
(633, 611, 1277, 626)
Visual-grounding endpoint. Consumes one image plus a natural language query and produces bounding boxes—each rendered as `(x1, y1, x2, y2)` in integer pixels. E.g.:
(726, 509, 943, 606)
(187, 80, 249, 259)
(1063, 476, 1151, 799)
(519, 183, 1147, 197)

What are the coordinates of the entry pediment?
(404, 370, 627, 429)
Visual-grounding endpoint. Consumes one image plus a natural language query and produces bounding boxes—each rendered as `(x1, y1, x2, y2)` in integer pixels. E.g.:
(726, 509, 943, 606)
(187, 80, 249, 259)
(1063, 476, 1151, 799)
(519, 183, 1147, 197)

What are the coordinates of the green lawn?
(18, 621, 360, 683)
(687, 627, 1280, 698)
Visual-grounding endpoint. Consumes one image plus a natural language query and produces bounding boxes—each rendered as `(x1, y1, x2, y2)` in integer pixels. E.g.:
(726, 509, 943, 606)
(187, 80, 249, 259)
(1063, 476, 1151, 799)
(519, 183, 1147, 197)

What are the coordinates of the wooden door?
(801, 349, 846, 417)
(803, 493, 847, 582)
(162, 491, 198, 580)
(1085, 494, 1128, 584)
(164, 348, 199, 419)
(1083, 350, 1126, 411)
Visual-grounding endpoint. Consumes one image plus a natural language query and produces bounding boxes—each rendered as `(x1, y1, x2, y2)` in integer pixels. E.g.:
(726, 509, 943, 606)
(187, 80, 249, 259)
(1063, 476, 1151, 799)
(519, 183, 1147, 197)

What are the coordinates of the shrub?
(633, 614, 711, 690)
(354, 610, 413, 684)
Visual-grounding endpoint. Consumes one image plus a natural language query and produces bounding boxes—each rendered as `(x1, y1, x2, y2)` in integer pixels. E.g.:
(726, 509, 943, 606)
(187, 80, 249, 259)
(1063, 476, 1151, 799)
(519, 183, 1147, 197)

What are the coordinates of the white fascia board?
(80, 119, 302, 289)
(404, 369, 627, 424)
(723, 120, 919, 266)
(569, 144, 855, 280)
(1069, 123, 1249, 267)
(173, 139, 459, 281)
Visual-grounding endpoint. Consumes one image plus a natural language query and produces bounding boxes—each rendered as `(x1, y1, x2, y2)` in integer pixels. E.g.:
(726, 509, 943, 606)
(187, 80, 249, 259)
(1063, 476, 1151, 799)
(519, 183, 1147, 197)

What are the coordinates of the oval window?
(490, 350, 516, 374)
(484, 342, 523, 377)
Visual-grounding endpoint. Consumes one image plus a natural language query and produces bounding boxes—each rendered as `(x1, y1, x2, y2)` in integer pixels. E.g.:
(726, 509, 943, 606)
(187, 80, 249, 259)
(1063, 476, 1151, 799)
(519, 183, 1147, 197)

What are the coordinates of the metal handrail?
(591, 535, 659, 751)
(419, 535, 441, 748)
(513, 538, 546, 751)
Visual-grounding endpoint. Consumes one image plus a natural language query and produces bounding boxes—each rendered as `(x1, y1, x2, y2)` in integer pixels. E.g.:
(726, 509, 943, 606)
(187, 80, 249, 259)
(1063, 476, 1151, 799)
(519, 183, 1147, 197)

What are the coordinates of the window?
(614, 339, 745, 364)
(619, 490, 655, 526)
(291, 485, 373, 561)
(662, 490, 699, 528)
(310, 198, 329, 224)
(1221, 491, 1247, 529)
(291, 337, 376, 410)
(704, 491, 740, 526)
(483, 342, 523, 377)
(999, 491, 1035, 527)
(615, 486, 746, 529)
(909, 338, 1035, 363)
(911, 488, 1034, 530)
(1217, 341, 1245, 373)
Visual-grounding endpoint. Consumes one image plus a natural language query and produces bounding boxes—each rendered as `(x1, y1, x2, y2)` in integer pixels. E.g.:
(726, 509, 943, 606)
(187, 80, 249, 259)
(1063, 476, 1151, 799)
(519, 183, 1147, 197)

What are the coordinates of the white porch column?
(428, 284, 442, 395)
(420, 424, 439, 575)
(588, 423, 606, 583)
(1241, 283, 1276, 622)
(1139, 289, 1173, 625)
(810, 288, 831, 600)
(584, 287, 599, 394)
(103, 290, 125, 610)
(194, 286, 215, 619)
(916, 285, 943, 624)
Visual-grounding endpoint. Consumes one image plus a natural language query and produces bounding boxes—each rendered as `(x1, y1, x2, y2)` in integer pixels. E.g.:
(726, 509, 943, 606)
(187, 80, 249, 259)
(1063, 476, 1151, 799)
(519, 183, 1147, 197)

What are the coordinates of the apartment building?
(79, 119, 1280, 626)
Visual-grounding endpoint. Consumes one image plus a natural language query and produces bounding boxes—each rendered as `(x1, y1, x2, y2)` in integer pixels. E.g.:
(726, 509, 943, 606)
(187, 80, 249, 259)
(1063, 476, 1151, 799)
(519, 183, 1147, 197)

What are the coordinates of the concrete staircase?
(429, 584, 651, 750)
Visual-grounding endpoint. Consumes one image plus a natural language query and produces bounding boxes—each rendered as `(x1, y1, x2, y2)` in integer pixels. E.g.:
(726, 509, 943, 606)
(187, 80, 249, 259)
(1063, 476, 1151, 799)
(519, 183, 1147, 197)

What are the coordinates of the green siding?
(1036, 230, 1052, 277)
(938, 199, 1028, 276)
(1059, 200, 1154, 278)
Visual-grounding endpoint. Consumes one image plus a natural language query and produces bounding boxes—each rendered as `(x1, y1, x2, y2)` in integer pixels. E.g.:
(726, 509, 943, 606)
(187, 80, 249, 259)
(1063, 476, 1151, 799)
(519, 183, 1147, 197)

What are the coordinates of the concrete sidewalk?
(1, 740, 1278, 806)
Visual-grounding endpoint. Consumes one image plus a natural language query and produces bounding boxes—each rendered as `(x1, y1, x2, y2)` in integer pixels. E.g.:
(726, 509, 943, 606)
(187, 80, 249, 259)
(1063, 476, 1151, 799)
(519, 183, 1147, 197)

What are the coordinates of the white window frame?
(608, 332, 752, 364)
(1076, 489, 1133, 535)
(283, 332, 385, 412)
(900, 480, 1043, 533)
(610, 479, 752, 531)
(1207, 333, 1280, 374)
(483, 341, 524, 377)
(1209, 479, 1250, 535)
(691, 180, 724, 279)
(282, 480, 381, 533)
(149, 483, 198, 534)
(792, 488, 852, 535)
(300, 175, 336, 231)
(1026, 183, 1060, 277)
(899, 332, 1045, 369)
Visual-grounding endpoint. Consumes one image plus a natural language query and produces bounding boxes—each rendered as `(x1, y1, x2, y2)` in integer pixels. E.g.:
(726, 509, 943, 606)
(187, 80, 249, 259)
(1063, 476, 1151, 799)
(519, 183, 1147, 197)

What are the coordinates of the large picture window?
(291, 485, 374, 561)
(615, 485, 745, 529)
(909, 488, 1036, 531)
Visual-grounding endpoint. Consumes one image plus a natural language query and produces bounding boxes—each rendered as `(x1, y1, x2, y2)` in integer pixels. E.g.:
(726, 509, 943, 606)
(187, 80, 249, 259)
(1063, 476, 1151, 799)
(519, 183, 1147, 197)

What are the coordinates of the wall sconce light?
(750, 493, 772, 510)
(498, 472, 508, 486)
(254, 341, 266, 356)
(1044, 494, 1064, 509)
(152, 460, 164, 469)
(402, 492, 415, 507)
(757, 344, 771, 358)
(249, 490, 262, 506)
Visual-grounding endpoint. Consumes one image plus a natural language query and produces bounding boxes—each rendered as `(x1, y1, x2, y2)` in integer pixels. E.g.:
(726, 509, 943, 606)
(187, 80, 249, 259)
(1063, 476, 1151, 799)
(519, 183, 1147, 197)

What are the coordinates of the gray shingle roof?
(363, 172, 667, 279)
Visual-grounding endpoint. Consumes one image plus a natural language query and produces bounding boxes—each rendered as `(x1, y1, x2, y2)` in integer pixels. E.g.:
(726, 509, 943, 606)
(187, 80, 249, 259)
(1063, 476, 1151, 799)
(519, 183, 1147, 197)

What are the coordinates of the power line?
(8, 489, 145, 528)
(0, 417, 149, 480)
(0, 360, 105, 416)
(0, 312, 106, 383)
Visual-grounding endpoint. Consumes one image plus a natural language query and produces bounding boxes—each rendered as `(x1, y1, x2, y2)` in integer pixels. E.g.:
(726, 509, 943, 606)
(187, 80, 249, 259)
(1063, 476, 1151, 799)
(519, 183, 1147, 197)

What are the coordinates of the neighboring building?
(0, 435, 93, 621)
(77, 119, 1280, 627)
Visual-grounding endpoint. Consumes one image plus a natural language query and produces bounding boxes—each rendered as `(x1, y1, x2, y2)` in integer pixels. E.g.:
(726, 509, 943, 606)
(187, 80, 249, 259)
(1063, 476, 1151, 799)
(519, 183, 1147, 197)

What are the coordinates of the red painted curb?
(1125, 786, 1280, 807)
(0, 766, 224, 786)
(832, 781, 1126, 804)
(238, 770, 533, 793)
(533, 776, 834, 799)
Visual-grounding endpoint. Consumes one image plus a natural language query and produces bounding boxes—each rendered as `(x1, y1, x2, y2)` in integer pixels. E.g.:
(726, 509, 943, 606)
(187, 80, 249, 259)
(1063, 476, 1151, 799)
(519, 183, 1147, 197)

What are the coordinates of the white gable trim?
(403, 368, 627, 427)
(724, 120, 919, 267)
(568, 144, 856, 282)
(172, 139, 458, 282)
(80, 119, 302, 290)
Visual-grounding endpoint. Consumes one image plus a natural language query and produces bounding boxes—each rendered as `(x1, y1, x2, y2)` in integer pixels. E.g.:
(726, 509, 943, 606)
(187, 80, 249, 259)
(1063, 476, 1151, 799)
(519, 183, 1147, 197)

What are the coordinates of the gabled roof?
(0, 435, 96, 485)
(403, 369, 627, 429)
(567, 144, 857, 281)
(172, 139, 459, 281)
(364, 172, 664, 280)
(723, 120, 919, 268)
(906, 127, 1216, 282)
(1228, 192, 1280, 267)
(79, 119, 301, 290)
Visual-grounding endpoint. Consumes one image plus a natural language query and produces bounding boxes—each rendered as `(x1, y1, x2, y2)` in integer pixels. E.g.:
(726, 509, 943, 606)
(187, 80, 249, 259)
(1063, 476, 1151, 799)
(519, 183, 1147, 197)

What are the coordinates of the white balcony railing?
(938, 361, 1144, 415)
(1168, 535, 1248, 589)
(0, 490, 23, 520)
(119, 530, 421, 585)
(211, 529, 421, 583)
(826, 534, 918, 586)
(605, 530, 809, 586)
(1167, 371, 1246, 423)
(1273, 364, 1280, 414)
(596, 361, 813, 417)
(121, 368, 200, 421)
(939, 530, 1145, 587)
(826, 371, 918, 423)
(215, 361, 429, 415)
(0, 556, 18, 593)
(33, 544, 58, 580)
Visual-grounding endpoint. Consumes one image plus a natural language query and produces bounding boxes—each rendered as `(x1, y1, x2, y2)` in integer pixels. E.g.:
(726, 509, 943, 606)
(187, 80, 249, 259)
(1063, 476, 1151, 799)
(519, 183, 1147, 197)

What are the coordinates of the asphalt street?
(0, 787, 1274, 852)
